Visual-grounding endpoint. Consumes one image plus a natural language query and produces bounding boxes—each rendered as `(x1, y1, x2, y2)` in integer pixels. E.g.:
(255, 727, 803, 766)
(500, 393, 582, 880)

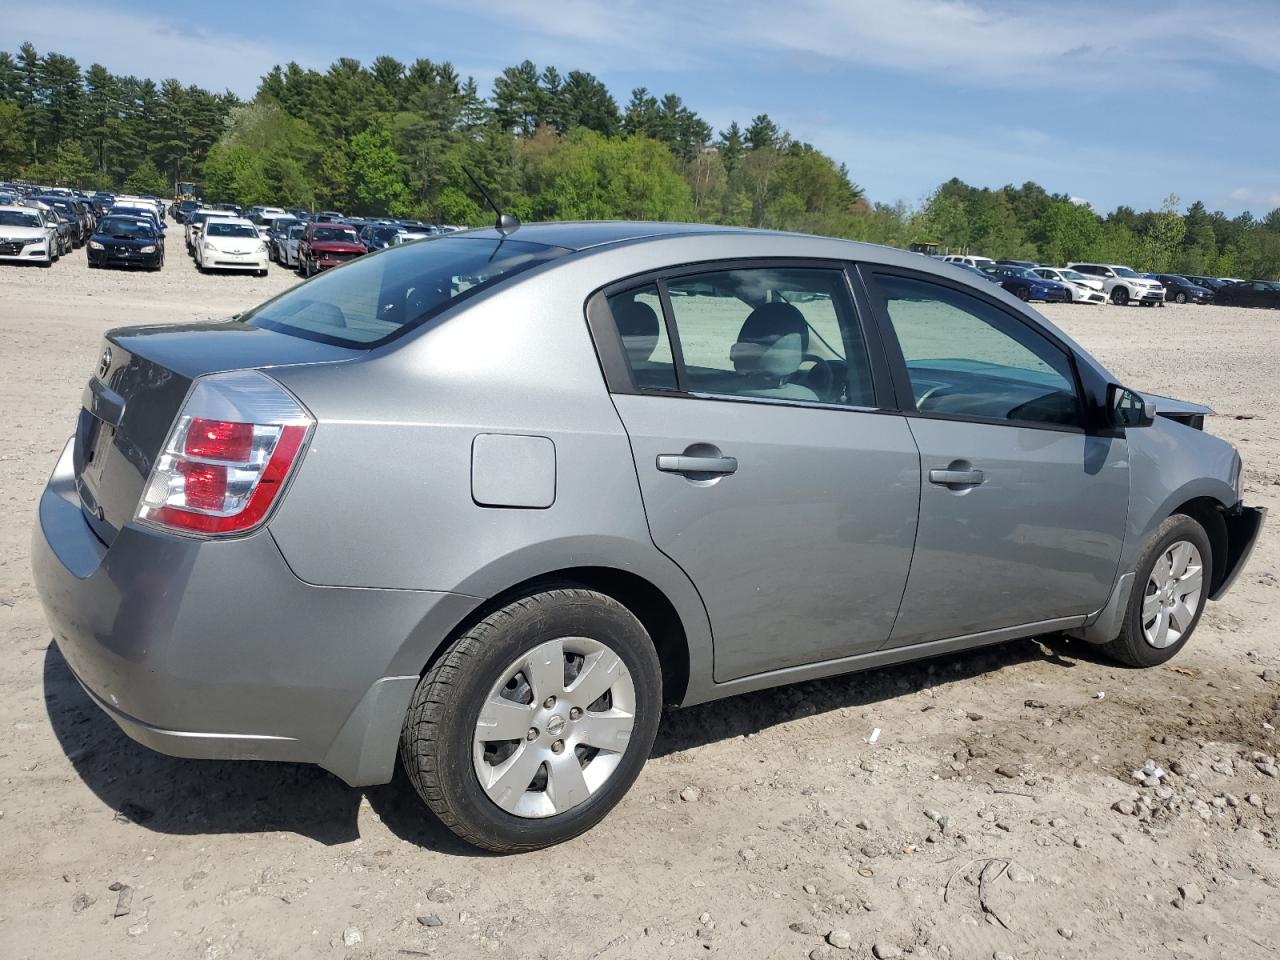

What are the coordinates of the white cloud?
(453, 0, 1280, 91)
(4, 3, 327, 95)
(1229, 187, 1280, 207)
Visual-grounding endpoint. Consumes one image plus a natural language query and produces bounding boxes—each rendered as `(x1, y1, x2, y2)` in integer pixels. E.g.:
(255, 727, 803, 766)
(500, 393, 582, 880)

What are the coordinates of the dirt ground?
(1, 250, 1279, 960)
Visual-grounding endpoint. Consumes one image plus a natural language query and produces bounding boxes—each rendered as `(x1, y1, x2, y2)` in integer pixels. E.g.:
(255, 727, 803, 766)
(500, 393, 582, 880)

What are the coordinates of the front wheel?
(400, 589, 663, 853)
(1014, 285, 1031, 302)
(1103, 514, 1211, 667)
(1111, 286, 1130, 306)
(1175, 292, 1187, 304)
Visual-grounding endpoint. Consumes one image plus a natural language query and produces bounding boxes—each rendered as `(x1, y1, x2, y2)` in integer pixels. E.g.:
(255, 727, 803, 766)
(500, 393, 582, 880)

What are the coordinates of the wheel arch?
(421, 566, 694, 707)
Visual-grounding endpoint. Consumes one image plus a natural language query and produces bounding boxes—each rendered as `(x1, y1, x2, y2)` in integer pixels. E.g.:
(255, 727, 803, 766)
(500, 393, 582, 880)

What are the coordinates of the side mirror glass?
(1108, 384, 1155, 428)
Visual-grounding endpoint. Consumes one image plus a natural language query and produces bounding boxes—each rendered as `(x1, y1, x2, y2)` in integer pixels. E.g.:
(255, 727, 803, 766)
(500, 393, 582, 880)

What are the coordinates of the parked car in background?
(1154, 275, 1214, 304)
(32, 222, 1263, 854)
(1068, 263, 1166, 306)
(389, 230, 433, 246)
(297, 222, 366, 276)
(35, 195, 90, 246)
(1214, 280, 1280, 309)
(943, 254, 997, 271)
(359, 223, 406, 251)
(1183, 275, 1234, 294)
(1033, 267, 1107, 304)
(995, 259, 1038, 269)
(185, 209, 238, 252)
(981, 265, 1071, 302)
(173, 198, 201, 223)
(87, 215, 164, 271)
(267, 218, 302, 262)
(195, 217, 270, 275)
(278, 223, 307, 269)
(0, 204, 57, 266)
(315, 210, 346, 223)
(109, 202, 163, 235)
(40, 205, 77, 256)
(90, 193, 116, 218)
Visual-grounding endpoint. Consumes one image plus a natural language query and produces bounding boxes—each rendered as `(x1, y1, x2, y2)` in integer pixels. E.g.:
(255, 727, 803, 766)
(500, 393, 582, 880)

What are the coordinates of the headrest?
(730, 301, 809, 379)
(615, 299, 661, 364)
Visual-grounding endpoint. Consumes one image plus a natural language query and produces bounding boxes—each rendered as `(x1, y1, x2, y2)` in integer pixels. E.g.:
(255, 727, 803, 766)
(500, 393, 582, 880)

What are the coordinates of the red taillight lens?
(136, 371, 314, 537)
(176, 460, 228, 511)
(184, 418, 254, 461)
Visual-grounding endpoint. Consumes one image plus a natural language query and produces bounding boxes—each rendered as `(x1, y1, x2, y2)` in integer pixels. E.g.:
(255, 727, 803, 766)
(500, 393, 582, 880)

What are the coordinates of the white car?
(942, 254, 997, 271)
(185, 210, 239, 253)
(1033, 267, 1106, 304)
(195, 217, 270, 275)
(0, 204, 57, 267)
(388, 231, 433, 246)
(280, 223, 306, 267)
(1067, 263, 1166, 306)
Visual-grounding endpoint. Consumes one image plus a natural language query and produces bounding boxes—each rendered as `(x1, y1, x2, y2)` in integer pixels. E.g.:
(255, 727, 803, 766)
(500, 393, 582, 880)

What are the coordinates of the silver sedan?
(32, 221, 1264, 852)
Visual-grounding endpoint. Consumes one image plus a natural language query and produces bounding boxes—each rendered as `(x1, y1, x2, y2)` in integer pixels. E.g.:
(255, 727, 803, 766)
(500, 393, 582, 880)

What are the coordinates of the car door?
(861, 269, 1129, 648)
(593, 263, 922, 682)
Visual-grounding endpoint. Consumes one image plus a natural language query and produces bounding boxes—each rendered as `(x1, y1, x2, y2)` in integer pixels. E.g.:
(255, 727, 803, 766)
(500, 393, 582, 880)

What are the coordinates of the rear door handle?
(928, 468, 985, 486)
(656, 454, 738, 476)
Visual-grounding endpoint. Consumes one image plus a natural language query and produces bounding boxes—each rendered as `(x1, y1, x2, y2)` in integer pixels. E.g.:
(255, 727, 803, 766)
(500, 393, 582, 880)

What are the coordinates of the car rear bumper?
(32, 438, 480, 786)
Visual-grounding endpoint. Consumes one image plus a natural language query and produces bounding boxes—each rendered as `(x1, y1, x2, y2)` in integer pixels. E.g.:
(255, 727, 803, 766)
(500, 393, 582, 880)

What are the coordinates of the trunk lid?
(73, 319, 358, 546)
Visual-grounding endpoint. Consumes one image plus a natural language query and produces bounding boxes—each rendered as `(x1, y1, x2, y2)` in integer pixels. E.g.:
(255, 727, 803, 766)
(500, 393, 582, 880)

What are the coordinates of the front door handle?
(656, 454, 738, 476)
(928, 467, 985, 486)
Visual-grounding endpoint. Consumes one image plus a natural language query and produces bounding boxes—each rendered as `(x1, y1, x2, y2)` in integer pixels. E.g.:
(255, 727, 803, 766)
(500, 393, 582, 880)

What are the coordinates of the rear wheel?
(400, 589, 662, 853)
(1103, 515, 1211, 667)
(1175, 292, 1187, 304)
(1015, 285, 1031, 302)
(1111, 286, 1130, 306)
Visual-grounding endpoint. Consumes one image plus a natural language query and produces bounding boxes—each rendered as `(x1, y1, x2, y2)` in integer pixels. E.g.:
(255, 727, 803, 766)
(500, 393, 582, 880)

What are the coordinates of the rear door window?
(607, 266, 876, 407)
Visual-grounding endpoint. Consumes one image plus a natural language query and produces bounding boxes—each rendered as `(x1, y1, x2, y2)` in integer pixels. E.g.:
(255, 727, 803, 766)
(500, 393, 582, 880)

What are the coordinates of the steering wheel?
(798, 354, 835, 401)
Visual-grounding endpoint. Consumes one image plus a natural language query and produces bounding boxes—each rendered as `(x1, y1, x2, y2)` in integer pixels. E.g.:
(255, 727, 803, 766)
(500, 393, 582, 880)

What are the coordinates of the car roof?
(449, 220, 779, 252)
(206, 217, 255, 227)
(0, 204, 41, 214)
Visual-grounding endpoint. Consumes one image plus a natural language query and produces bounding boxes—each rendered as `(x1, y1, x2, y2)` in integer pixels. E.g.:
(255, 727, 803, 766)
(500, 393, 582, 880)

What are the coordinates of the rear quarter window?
(245, 236, 569, 348)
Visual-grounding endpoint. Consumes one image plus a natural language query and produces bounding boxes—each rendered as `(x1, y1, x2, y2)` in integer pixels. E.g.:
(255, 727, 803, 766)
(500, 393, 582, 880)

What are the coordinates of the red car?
(297, 223, 367, 276)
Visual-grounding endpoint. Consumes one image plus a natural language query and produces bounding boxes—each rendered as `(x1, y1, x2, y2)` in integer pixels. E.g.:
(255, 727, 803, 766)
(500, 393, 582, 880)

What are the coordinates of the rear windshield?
(245, 236, 569, 347)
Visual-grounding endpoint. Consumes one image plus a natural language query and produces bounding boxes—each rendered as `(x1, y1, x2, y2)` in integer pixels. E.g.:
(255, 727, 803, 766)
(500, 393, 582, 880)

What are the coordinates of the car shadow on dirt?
(43, 635, 1091, 854)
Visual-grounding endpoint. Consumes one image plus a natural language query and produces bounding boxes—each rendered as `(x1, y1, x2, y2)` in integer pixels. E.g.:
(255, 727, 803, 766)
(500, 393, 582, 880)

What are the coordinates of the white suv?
(943, 254, 996, 271)
(1067, 263, 1165, 306)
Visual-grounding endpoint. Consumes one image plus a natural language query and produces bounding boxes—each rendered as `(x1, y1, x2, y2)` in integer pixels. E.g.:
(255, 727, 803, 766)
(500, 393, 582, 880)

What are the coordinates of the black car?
(43, 206, 77, 255)
(174, 198, 201, 224)
(1155, 275, 1214, 304)
(35, 196, 90, 245)
(1184, 275, 1234, 294)
(1214, 280, 1280, 309)
(87, 215, 164, 271)
(90, 193, 115, 218)
(995, 259, 1038, 269)
(359, 223, 405, 251)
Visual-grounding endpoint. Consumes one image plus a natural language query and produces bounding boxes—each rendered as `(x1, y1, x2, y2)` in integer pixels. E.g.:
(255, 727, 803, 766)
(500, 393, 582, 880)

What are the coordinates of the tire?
(1175, 292, 1187, 304)
(1111, 286, 1130, 306)
(1015, 286, 1031, 302)
(1102, 514, 1212, 668)
(399, 588, 663, 853)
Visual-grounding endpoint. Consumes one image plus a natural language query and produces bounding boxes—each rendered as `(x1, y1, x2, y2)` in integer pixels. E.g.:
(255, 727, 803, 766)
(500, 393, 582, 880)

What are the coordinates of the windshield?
(288, 225, 305, 238)
(205, 222, 259, 239)
(99, 217, 154, 237)
(0, 210, 41, 227)
(311, 227, 360, 243)
(246, 236, 570, 347)
(1058, 270, 1086, 281)
(1114, 267, 1141, 278)
(271, 219, 300, 233)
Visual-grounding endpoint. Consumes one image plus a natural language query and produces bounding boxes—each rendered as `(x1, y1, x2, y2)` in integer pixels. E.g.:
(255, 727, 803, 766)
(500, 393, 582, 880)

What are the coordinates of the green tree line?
(2, 43, 1278, 278)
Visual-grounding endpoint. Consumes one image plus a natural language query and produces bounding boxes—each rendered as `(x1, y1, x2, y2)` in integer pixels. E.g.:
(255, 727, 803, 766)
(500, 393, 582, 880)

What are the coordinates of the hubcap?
(472, 637, 636, 819)
(1141, 540, 1204, 649)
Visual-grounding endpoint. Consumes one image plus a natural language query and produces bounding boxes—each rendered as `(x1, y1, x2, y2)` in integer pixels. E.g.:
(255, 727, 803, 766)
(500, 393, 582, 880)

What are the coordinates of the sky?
(6, 0, 1280, 216)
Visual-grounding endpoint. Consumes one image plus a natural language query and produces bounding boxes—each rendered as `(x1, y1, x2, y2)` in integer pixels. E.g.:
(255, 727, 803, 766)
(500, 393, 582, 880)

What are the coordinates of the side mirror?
(1108, 384, 1155, 428)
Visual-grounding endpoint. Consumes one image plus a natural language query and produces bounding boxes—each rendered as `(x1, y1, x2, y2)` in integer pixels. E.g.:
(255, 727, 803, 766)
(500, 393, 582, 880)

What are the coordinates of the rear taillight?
(136, 370, 313, 537)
